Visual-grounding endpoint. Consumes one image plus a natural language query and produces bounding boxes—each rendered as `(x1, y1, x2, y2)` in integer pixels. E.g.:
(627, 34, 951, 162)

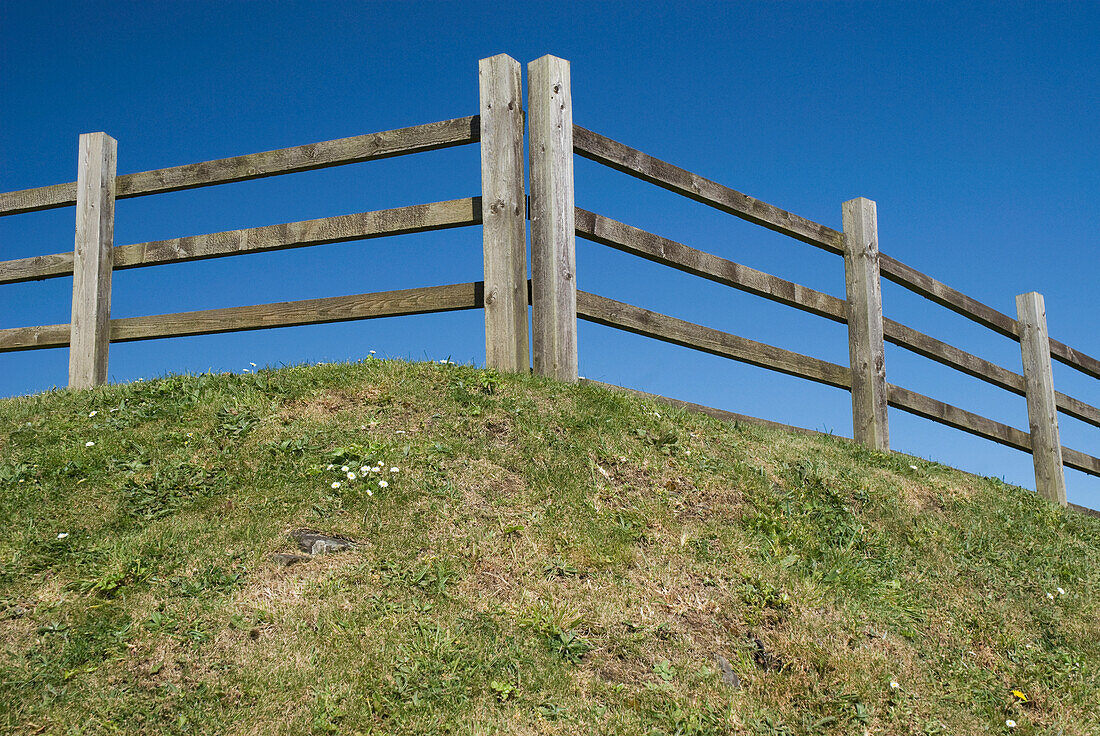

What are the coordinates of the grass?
(1, 358, 1098, 735)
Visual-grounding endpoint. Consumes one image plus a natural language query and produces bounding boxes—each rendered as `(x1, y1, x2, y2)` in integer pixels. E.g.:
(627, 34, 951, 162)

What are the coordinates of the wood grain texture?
(0, 251, 76, 284)
(109, 282, 483, 342)
(528, 55, 578, 382)
(843, 198, 889, 450)
(572, 126, 844, 254)
(1061, 447, 1100, 478)
(0, 117, 479, 216)
(0, 323, 70, 352)
(68, 133, 117, 389)
(1016, 292, 1067, 505)
(479, 55, 530, 373)
(0, 199, 481, 284)
(886, 383, 1032, 452)
(576, 291, 852, 389)
(1048, 338, 1100, 381)
(580, 378, 847, 440)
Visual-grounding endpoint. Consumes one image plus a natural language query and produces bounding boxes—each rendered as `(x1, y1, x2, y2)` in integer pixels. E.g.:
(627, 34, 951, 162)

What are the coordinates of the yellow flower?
(1011, 690, 1028, 702)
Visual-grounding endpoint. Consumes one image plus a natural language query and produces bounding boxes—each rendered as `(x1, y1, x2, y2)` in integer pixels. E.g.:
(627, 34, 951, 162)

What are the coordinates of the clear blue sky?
(2, 1, 1098, 508)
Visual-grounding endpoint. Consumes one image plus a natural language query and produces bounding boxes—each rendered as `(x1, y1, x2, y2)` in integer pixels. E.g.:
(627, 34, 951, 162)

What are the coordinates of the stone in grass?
(290, 529, 355, 555)
(271, 553, 311, 567)
(714, 655, 741, 689)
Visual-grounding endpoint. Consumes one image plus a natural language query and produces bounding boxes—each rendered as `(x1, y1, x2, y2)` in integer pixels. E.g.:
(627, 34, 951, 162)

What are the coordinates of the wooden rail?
(575, 291, 852, 389)
(0, 199, 482, 285)
(574, 209, 1100, 429)
(573, 126, 844, 254)
(0, 117, 480, 216)
(0, 283, 482, 352)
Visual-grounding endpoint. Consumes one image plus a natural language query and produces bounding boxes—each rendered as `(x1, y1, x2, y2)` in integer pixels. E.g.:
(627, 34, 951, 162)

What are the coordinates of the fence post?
(69, 132, 117, 389)
(842, 197, 889, 450)
(1016, 292, 1067, 506)
(528, 54, 577, 382)
(479, 54, 530, 373)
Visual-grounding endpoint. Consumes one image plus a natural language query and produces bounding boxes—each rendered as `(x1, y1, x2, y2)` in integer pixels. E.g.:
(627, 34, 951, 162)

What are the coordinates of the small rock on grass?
(290, 529, 354, 554)
(271, 553, 311, 567)
(715, 655, 741, 689)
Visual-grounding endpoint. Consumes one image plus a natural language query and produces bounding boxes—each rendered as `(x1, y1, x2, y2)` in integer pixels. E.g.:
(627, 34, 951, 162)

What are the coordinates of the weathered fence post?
(842, 197, 889, 450)
(528, 54, 577, 382)
(1016, 292, 1067, 506)
(69, 132, 117, 389)
(479, 54, 530, 372)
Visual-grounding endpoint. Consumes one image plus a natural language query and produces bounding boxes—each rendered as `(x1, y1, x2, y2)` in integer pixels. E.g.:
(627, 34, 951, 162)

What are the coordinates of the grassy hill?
(1, 359, 1098, 735)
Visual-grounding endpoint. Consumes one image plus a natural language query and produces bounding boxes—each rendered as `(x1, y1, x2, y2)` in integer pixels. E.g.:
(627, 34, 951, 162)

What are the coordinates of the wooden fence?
(2, 54, 1098, 509)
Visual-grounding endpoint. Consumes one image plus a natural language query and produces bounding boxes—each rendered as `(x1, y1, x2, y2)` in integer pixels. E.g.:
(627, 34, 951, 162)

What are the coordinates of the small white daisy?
(88, 410, 97, 417)
(341, 466, 349, 473)
(909, 464, 918, 470)
(346, 472, 356, 481)
(390, 467, 399, 473)
(379, 480, 388, 488)
(360, 466, 370, 474)
(1057, 587, 1065, 595)
(331, 481, 341, 489)
(85, 441, 95, 447)
(1047, 592, 1055, 600)
(57, 533, 69, 540)
(366, 489, 373, 496)
(1005, 721, 1016, 729)
(889, 680, 900, 689)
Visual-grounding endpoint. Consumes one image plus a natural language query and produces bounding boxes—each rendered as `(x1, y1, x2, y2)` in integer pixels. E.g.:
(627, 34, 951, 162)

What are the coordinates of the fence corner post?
(1016, 291, 1067, 506)
(527, 54, 577, 382)
(479, 54, 530, 373)
(69, 131, 117, 390)
(842, 196, 889, 451)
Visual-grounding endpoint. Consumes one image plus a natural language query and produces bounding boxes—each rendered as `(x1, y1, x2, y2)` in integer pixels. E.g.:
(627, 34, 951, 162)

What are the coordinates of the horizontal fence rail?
(573, 126, 844, 253)
(0, 198, 482, 284)
(575, 291, 852, 389)
(0, 283, 483, 352)
(0, 117, 480, 216)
